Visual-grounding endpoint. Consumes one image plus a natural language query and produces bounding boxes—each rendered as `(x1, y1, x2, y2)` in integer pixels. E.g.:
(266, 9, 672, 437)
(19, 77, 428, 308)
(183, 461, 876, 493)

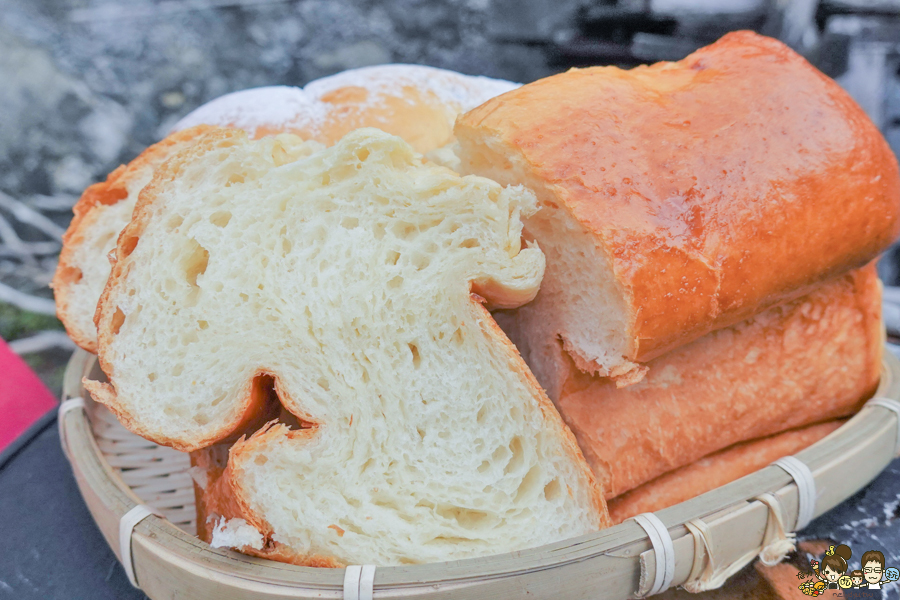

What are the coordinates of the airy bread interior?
(52, 126, 213, 352)
(58, 192, 137, 351)
(455, 142, 641, 389)
(87, 127, 605, 565)
(55, 67, 518, 355)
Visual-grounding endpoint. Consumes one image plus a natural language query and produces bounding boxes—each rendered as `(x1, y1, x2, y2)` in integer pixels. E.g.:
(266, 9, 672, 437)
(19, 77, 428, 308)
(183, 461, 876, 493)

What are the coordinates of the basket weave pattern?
(90, 404, 196, 535)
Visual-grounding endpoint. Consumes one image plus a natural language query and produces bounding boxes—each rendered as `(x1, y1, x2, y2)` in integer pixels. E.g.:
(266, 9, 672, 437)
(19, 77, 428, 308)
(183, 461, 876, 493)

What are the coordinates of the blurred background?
(2, 0, 900, 395)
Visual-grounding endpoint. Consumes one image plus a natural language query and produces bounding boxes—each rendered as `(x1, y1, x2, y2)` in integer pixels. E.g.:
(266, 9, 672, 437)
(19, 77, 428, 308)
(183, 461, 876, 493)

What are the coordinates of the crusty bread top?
(174, 64, 518, 153)
(84, 128, 605, 564)
(456, 30, 900, 367)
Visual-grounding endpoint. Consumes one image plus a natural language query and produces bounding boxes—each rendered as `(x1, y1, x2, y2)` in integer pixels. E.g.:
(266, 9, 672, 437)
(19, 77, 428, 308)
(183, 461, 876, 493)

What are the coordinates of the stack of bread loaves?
(456, 31, 899, 521)
(52, 32, 900, 569)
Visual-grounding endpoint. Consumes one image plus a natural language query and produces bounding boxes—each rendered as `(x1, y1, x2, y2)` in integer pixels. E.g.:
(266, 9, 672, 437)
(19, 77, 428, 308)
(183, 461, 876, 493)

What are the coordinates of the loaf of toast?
(456, 31, 899, 386)
(607, 420, 845, 523)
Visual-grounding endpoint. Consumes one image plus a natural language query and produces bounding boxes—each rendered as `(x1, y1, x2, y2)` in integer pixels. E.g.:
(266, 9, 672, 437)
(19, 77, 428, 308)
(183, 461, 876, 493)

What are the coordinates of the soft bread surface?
(607, 420, 844, 523)
(500, 264, 882, 498)
(456, 30, 900, 383)
(174, 64, 518, 153)
(51, 126, 215, 352)
(87, 128, 606, 565)
(54, 66, 517, 353)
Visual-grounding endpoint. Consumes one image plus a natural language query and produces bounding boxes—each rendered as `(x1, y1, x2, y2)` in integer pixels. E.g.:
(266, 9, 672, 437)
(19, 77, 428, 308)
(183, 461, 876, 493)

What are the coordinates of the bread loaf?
(456, 30, 900, 385)
(498, 264, 881, 499)
(53, 66, 517, 353)
(86, 127, 606, 565)
(607, 420, 844, 523)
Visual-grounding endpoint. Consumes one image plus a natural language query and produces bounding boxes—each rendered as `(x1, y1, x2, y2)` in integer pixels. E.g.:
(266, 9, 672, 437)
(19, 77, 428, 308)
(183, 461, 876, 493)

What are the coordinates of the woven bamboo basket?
(59, 347, 900, 600)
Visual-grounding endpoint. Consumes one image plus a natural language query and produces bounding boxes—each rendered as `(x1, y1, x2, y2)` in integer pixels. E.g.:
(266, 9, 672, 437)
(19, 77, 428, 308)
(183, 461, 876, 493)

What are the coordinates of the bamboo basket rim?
(59, 347, 900, 599)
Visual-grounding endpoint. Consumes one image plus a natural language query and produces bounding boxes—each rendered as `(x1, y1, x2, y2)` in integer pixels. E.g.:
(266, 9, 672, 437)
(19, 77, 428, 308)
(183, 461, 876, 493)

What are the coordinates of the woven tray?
(59, 348, 900, 600)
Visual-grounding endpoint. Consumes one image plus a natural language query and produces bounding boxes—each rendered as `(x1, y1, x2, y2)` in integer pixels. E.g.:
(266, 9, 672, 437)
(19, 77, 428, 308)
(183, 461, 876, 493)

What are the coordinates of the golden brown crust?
(52, 125, 217, 353)
(457, 31, 900, 363)
(252, 86, 457, 153)
(190, 443, 231, 542)
(607, 419, 845, 523)
(193, 432, 343, 568)
(211, 423, 346, 568)
(554, 264, 882, 499)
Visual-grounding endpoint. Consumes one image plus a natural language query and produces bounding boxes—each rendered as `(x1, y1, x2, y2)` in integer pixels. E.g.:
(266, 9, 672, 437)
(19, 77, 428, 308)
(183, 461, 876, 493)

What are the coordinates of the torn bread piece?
(499, 264, 882, 498)
(51, 125, 215, 352)
(87, 127, 606, 565)
(456, 31, 900, 385)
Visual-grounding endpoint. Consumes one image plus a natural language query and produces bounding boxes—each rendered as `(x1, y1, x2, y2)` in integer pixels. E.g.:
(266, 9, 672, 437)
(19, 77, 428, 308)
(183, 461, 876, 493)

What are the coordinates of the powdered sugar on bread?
(175, 65, 518, 152)
(174, 65, 518, 143)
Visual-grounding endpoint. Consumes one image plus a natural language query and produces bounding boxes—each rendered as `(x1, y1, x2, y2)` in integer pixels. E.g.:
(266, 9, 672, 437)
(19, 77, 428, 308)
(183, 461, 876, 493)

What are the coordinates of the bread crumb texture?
(210, 517, 264, 551)
(89, 127, 604, 565)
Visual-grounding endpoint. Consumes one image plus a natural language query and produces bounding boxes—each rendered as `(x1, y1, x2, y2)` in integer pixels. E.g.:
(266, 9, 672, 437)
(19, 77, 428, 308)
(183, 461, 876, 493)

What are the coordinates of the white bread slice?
(54, 66, 517, 353)
(51, 126, 216, 352)
(86, 127, 607, 565)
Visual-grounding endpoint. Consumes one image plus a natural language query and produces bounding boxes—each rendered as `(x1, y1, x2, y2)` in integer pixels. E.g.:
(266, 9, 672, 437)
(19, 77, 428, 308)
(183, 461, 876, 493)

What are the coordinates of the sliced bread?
(86, 127, 607, 564)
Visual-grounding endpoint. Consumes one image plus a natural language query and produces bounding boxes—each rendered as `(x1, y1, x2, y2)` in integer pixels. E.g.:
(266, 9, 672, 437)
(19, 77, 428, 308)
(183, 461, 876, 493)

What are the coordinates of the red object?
(0, 337, 57, 451)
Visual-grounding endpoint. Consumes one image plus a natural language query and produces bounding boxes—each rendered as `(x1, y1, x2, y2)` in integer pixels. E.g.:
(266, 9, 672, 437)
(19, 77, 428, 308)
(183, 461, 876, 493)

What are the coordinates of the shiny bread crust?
(457, 31, 900, 367)
(607, 419, 845, 523)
